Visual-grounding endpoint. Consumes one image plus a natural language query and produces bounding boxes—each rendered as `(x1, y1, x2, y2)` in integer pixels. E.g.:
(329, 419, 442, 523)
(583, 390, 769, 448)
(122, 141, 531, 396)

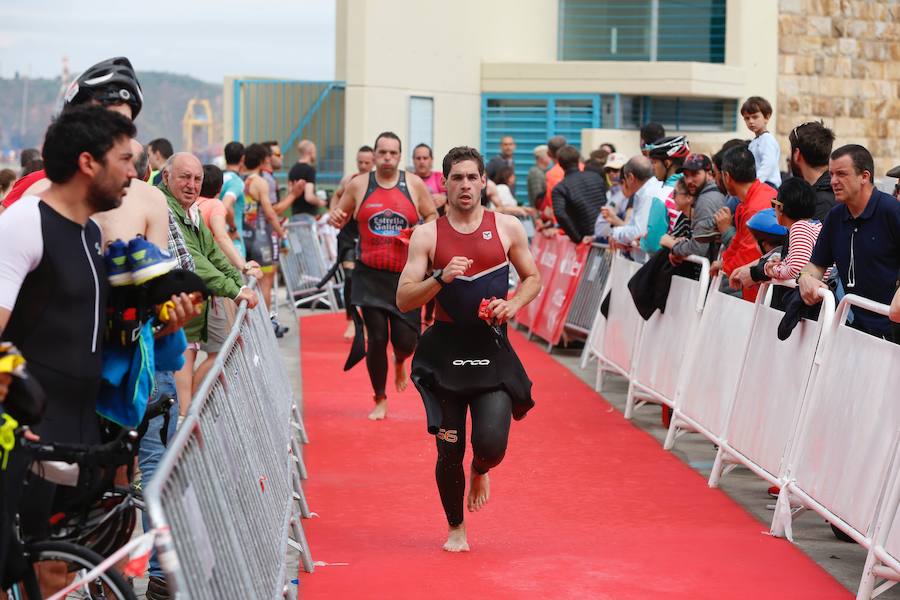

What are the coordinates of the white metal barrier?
(625, 257, 710, 418)
(858, 441, 900, 599)
(772, 295, 900, 547)
(571, 247, 900, 598)
(663, 276, 757, 451)
(708, 281, 835, 489)
(145, 281, 313, 599)
(593, 253, 643, 392)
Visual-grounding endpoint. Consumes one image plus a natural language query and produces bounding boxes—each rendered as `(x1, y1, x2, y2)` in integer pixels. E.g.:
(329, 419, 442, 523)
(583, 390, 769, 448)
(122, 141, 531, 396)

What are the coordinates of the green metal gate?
(227, 79, 345, 186)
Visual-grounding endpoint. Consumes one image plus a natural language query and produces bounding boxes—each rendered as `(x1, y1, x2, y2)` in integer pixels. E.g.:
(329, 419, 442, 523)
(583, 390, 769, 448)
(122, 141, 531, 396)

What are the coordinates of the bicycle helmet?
(646, 135, 691, 160)
(49, 491, 137, 557)
(63, 57, 144, 119)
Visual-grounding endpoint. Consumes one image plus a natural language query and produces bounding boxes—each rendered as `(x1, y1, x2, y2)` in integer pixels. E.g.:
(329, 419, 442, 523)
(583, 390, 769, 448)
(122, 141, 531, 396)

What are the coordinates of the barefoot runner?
(397, 146, 541, 552)
(329, 132, 437, 420)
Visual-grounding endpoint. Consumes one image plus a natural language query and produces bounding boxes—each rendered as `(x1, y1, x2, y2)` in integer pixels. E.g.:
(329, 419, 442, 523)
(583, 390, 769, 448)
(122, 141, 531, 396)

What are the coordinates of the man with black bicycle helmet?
(641, 135, 691, 252)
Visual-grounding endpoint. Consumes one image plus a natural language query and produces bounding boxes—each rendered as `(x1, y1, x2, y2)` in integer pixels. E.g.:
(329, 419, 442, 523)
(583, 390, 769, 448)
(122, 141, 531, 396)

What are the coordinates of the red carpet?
(298, 313, 848, 599)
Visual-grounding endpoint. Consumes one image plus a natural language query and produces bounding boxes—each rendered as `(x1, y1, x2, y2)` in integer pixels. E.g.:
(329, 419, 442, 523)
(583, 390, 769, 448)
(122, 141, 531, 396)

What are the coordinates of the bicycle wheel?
(11, 540, 137, 600)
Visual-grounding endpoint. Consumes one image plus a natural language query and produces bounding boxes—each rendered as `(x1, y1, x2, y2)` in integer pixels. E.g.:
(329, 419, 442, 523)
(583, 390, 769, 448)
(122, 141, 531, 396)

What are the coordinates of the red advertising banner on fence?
(514, 233, 558, 331)
(530, 237, 590, 346)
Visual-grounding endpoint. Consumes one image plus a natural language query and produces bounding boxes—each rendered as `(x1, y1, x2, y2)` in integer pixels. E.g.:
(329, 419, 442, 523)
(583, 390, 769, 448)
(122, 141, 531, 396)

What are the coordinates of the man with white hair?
(160, 152, 259, 415)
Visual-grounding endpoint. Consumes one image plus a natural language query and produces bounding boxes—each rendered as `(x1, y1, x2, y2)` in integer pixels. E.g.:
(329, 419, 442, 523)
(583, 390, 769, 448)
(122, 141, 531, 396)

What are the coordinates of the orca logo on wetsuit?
(452, 359, 490, 366)
(368, 209, 409, 237)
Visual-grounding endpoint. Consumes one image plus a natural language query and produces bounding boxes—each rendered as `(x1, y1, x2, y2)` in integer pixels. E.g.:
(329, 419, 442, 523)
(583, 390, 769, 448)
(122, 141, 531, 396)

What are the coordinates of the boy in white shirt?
(742, 96, 782, 188)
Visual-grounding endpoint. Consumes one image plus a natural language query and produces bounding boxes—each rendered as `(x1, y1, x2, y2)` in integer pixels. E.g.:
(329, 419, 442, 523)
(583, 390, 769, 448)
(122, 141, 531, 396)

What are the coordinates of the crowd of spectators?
(491, 93, 898, 346)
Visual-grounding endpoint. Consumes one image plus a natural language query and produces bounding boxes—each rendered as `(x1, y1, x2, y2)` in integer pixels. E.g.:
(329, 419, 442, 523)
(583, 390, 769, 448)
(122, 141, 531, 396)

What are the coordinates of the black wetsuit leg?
(362, 307, 390, 397)
(435, 389, 512, 526)
(362, 306, 418, 398)
(343, 267, 354, 319)
(388, 311, 417, 363)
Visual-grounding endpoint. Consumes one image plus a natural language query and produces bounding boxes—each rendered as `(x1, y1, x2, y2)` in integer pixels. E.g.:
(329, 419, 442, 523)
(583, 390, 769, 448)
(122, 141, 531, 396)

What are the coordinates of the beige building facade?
(332, 0, 896, 185)
(336, 0, 778, 165)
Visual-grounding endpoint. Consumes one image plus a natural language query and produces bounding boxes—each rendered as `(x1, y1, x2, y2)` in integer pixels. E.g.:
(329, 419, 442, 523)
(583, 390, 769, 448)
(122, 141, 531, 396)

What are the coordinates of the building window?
(482, 95, 601, 197)
(408, 96, 434, 163)
(558, 0, 727, 63)
(620, 96, 737, 131)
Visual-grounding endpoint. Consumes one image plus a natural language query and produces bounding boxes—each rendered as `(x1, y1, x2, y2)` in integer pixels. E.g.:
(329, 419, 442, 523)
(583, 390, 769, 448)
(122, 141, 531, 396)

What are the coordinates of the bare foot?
(467, 469, 490, 512)
(368, 397, 387, 420)
(394, 359, 408, 393)
(442, 523, 469, 552)
(343, 320, 355, 341)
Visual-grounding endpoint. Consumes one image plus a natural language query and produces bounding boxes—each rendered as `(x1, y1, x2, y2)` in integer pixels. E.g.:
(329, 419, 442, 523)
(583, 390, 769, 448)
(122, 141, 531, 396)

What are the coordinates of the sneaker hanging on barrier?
(128, 235, 178, 285)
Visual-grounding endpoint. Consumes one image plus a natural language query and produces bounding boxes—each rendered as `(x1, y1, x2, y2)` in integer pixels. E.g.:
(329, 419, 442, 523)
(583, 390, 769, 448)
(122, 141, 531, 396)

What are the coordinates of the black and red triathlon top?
(432, 209, 509, 326)
(356, 171, 418, 272)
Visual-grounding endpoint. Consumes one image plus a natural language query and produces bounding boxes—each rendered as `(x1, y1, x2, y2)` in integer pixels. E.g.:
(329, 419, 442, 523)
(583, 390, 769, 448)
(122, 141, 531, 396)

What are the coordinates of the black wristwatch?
(432, 269, 446, 286)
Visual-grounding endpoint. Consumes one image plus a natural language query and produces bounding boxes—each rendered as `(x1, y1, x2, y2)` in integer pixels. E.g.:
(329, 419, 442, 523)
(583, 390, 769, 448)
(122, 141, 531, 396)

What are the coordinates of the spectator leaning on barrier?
(594, 153, 628, 242)
(161, 152, 260, 409)
(713, 145, 777, 302)
(486, 134, 516, 181)
(527, 144, 551, 209)
(742, 96, 781, 188)
(798, 144, 900, 342)
(787, 121, 836, 221)
(660, 153, 725, 263)
(644, 135, 690, 252)
(763, 178, 823, 282)
(551, 145, 608, 244)
(605, 155, 661, 263)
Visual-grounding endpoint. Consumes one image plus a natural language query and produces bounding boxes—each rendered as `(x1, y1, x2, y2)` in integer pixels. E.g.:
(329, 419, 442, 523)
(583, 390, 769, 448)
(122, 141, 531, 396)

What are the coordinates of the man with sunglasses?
(787, 121, 836, 220)
(798, 144, 900, 342)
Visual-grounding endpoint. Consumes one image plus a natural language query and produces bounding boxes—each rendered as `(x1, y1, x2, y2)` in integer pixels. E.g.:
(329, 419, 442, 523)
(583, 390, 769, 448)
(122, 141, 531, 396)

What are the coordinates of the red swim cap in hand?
(478, 297, 496, 323)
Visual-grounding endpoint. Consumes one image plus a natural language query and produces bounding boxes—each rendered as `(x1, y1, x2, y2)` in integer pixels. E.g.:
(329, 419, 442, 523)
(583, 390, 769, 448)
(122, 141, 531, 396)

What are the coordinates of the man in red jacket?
(712, 145, 776, 301)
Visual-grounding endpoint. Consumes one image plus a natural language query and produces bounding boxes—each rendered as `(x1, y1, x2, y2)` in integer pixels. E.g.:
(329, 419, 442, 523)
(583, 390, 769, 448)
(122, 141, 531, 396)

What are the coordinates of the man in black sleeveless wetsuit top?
(397, 147, 541, 552)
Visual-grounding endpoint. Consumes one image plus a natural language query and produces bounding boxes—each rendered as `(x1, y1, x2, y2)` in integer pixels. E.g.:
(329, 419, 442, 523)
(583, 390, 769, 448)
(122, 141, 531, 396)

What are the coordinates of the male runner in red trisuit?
(397, 146, 541, 552)
(329, 132, 437, 420)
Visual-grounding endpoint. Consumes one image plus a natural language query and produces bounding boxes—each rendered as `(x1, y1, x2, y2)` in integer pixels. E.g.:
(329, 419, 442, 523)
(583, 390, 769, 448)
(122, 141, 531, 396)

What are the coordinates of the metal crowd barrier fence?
(662, 274, 757, 451)
(145, 279, 314, 600)
(624, 256, 710, 419)
(708, 279, 834, 491)
(772, 294, 900, 550)
(563, 243, 611, 338)
(592, 252, 643, 392)
(575, 252, 900, 599)
(282, 219, 341, 311)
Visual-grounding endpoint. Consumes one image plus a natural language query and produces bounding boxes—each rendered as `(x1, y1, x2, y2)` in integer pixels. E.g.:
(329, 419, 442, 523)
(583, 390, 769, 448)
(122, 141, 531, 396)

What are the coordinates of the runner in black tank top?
(328, 132, 437, 421)
(397, 146, 542, 553)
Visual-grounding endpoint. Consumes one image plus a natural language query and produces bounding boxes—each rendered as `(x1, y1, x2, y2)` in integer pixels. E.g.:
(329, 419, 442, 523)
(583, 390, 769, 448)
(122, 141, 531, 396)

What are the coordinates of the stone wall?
(777, 0, 900, 182)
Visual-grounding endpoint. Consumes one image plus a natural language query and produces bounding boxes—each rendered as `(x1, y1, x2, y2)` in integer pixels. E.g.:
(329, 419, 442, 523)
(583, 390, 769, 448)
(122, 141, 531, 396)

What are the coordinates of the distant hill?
(0, 71, 223, 155)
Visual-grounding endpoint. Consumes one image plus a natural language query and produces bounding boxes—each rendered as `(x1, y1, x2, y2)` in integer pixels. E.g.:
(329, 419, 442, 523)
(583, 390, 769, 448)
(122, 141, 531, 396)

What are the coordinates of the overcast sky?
(0, 0, 335, 82)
